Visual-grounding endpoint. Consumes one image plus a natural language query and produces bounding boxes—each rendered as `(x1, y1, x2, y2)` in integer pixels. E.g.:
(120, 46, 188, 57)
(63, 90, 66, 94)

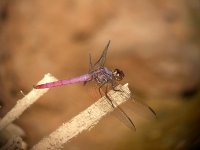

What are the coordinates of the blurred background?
(0, 0, 200, 149)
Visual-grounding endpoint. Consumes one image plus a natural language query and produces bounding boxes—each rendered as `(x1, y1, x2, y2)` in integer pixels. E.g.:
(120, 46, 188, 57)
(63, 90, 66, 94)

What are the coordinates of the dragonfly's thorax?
(92, 67, 113, 85)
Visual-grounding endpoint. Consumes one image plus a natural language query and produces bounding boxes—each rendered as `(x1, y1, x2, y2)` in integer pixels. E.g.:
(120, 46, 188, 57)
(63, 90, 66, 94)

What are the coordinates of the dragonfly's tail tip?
(33, 85, 38, 89)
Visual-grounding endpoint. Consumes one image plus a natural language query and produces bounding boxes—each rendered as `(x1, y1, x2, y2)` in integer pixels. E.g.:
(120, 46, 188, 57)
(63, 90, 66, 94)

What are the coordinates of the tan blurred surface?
(0, 0, 200, 149)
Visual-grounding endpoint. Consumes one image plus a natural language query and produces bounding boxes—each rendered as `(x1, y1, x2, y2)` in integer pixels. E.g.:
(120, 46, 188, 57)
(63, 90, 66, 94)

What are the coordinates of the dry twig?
(0, 74, 57, 130)
(31, 83, 131, 150)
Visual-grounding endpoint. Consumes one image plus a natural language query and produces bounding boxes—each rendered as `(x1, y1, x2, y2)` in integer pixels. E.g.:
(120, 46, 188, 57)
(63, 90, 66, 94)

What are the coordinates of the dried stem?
(0, 74, 58, 131)
(31, 83, 131, 150)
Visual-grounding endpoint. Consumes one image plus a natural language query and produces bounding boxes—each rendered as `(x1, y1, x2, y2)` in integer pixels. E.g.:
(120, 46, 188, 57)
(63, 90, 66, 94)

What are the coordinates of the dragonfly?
(34, 41, 156, 130)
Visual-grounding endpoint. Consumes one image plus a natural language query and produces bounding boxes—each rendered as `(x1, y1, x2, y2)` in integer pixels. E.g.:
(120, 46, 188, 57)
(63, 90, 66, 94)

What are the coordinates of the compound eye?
(113, 69, 124, 81)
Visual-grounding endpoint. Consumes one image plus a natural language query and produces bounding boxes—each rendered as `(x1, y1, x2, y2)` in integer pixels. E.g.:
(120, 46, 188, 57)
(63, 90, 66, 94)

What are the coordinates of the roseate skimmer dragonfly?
(34, 41, 156, 130)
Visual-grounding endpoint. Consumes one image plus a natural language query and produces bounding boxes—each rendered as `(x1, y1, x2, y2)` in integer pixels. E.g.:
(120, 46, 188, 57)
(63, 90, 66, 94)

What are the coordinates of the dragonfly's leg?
(111, 82, 124, 93)
(112, 86, 123, 92)
(104, 84, 115, 108)
(98, 86, 103, 97)
(98, 83, 106, 97)
(83, 81, 88, 85)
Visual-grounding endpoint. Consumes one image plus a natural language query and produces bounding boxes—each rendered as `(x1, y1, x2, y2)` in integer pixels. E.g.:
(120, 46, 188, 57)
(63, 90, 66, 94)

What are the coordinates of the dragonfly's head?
(112, 69, 125, 81)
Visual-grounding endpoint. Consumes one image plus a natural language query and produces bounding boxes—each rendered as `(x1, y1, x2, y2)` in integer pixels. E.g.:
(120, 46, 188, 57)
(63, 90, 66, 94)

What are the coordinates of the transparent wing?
(90, 40, 110, 71)
(110, 101, 136, 130)
(121, 99, 157, 120)
(83, 80, 136, 130)
(102, 83, 137, 130)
